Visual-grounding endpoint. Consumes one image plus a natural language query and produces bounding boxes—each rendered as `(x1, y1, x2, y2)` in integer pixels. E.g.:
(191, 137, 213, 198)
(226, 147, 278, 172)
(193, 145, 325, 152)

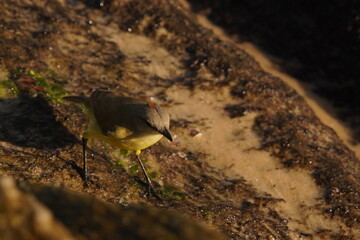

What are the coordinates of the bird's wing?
(89, 90, 144, 137)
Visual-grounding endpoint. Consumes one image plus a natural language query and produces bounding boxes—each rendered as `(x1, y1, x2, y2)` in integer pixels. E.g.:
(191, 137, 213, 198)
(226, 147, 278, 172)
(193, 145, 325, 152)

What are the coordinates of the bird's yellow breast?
(84, 117, 163, 151)
(83, 110, 165, 151)
(102, 133, 164, 151)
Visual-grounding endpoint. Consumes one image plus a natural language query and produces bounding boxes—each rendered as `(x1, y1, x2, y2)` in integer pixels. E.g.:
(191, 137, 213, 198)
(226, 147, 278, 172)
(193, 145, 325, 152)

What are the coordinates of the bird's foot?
(69, 160, 100, 188)
(148, 185, 162, 201)
(81, 172, 106, 189)
(133, 176, 162, 201)
(69, 160, 89, 187)
(81, 169, 89, 188)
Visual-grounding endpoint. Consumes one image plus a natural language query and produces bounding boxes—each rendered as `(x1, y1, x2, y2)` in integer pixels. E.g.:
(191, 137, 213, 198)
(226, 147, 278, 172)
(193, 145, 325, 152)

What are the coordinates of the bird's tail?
(63, 96, 90, 107)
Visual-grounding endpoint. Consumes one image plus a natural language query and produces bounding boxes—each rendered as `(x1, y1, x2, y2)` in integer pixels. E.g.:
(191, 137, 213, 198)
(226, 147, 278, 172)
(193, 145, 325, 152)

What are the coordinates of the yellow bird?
(64, 89, 173, 199)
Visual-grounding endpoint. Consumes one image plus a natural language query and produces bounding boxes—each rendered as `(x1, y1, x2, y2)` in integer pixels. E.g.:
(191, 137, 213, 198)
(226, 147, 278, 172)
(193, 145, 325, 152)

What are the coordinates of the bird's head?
(143, 101, 173, 142)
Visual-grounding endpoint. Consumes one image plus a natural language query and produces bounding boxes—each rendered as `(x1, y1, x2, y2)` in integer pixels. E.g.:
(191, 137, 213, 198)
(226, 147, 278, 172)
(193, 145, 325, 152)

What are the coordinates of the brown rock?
(0, 0, 359, 239)
(0, 176, 76, 240)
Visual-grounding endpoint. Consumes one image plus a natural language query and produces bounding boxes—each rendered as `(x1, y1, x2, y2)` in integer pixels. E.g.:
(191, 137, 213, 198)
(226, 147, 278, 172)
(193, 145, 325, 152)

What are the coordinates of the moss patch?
(0, 78, 19, 98)
(0, 69, 67, 103)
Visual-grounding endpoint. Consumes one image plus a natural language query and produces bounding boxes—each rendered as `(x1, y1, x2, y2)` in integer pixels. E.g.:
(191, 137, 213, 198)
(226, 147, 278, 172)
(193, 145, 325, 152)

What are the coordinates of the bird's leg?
(135, 150, 161, 200)
(82, 137, 89, 187)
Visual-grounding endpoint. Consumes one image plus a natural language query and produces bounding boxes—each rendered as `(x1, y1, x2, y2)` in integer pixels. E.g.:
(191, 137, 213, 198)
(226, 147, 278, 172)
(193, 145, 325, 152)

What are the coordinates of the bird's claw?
(82, 170, 89, 188)
(148, 185, 162, 201)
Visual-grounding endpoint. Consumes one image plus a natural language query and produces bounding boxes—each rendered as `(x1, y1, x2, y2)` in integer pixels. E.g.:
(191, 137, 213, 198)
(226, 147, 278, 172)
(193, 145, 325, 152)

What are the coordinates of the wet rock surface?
(0, 0, 359, 239)
(189, 0, 360, 143)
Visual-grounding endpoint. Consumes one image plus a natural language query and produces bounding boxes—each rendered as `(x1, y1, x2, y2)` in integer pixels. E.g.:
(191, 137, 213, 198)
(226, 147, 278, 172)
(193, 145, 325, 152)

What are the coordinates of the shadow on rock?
(0, 96, 77, 149)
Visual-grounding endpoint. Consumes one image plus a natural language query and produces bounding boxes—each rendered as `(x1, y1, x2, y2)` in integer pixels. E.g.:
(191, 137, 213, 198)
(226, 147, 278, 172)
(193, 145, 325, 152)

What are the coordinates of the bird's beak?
(159, 128, 173, 142)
